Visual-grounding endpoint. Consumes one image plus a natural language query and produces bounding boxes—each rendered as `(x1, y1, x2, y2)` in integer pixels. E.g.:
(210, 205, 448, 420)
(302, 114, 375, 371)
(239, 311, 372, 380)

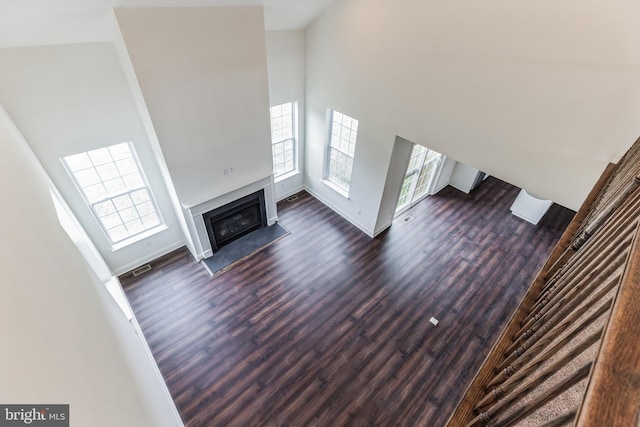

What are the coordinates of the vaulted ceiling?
(0, 0, 334, 47)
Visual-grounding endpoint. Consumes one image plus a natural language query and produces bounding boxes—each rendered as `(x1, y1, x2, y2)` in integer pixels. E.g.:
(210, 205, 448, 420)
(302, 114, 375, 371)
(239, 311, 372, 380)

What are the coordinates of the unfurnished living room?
(1, 1, 639, 426)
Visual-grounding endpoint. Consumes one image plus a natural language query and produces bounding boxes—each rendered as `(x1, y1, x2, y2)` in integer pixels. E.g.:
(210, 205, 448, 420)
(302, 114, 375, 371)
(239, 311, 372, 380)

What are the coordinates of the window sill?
(322, 179, 350, 199)
(274, 170, 301, 183)
(111, 225, 168, 252)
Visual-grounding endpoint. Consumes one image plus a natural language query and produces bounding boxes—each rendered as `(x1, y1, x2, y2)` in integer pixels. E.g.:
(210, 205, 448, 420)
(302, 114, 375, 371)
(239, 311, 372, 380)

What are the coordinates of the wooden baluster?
(499, 277, 617, 373)
(544, 175, 640, 280)
(446, 137, 640, 427)
(475, 338, 597, 422)
(575, 221, 640, 426)
(494, 298, 612, 375)
(478, 328, 602, 411)
(518, 238, 629, 345)
(488, 299, 610, 389)
(490, 362, 592, 427)
(509, 254, 626, 354)
(534, 197, 639, 312)
(467, 363, 592, 427)
(572, 177, 640, 251)
(545, 191, 640, 290)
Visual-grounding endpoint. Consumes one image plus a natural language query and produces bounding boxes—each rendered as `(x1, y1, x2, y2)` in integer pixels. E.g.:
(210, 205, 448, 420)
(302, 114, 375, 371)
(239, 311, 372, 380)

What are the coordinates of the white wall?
(374, 135, 414, 234)
(0, 43, 185, 275)
(433, 157, 456, 194)
(305, 0, 640, 235)
(0, 103, 182, 427)
(449, 162, 481, 194)
(266, 30, 306, 200)
(115, 7, 274, 209)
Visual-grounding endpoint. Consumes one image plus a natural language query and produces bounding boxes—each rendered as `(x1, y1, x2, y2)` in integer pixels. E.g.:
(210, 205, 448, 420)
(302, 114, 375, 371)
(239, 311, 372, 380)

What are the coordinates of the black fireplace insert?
(203, 190, 267, 252)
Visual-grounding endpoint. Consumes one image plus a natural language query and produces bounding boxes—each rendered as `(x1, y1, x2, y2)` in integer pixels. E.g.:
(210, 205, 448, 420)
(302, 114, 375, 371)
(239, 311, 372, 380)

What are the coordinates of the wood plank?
(121, 177, 573, 426)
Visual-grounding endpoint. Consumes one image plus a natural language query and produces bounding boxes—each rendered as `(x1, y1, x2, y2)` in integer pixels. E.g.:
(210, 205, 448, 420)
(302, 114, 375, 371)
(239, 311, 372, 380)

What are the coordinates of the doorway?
(395, 144, 444, 216)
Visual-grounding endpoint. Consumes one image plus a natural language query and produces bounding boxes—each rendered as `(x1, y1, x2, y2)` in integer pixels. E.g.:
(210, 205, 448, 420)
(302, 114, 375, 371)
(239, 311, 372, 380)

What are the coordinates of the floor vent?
(287, 194, 299, 202)
(403, 215, 414, 223)
(132, 264, 152, 276)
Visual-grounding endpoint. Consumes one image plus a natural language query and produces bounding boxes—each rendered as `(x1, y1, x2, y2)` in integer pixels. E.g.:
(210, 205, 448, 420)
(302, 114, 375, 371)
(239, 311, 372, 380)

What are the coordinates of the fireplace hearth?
(203, 190, 267, 252)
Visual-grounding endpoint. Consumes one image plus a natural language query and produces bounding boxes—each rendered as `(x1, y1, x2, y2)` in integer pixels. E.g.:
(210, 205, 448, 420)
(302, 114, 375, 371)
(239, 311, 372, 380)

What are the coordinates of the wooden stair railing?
(447, 136, 640, 427)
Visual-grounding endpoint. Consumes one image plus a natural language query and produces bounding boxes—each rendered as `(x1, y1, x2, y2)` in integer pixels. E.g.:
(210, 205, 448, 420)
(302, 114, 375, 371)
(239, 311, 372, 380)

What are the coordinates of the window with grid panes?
(62, 142, 163, 246)
(269, 102, 297, 178)
(326, 110, 358, 193)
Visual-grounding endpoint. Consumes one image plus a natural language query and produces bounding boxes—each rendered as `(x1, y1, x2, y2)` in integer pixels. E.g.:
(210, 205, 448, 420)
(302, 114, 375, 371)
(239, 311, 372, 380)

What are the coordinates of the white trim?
(112, 240, 186, 276)
(275, 184, 305, 202)
(321, 178, 350, 199)
(111, 224, 168, 251)
(181, 172, 272, 209)
(373, 221, 393, 237)
(186, 176, 277, 260)
(304, 186, 374, 238)
(128, 314, 185, 427)
(61, 141, 166, 248)
(274, 169, 301, 183)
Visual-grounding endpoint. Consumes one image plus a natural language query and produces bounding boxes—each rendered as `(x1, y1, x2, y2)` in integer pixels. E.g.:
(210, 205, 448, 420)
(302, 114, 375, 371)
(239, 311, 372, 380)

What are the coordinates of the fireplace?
(202, 190, 267, 252)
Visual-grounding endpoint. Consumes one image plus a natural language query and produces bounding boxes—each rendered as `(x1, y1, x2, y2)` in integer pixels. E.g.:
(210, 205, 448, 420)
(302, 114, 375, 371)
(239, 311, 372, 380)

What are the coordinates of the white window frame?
(62, 142, 165, 249)
(325, 109, 358, 196)
(269, 101, 298, 180)
(395, 144, 445, 216)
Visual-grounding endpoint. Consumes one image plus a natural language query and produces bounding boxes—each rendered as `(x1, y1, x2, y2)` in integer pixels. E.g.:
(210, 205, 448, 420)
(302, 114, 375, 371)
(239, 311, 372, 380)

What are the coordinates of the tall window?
(396, 144, 444, 215)
(269, 102, 297, 179)
(326, 110, 358, 193)
(62, 142, 163, 246)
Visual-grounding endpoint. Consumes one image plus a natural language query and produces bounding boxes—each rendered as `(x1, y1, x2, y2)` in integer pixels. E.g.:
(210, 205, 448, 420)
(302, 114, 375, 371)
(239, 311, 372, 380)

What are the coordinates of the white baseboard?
(373, 221, 392, 237)
(303, 186, 375, 238)
(276, 184, 305, 202)
(113, 240, 186, 276)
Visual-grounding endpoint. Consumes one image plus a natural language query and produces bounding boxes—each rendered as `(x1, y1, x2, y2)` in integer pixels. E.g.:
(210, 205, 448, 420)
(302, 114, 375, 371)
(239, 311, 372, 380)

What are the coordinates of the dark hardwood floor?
(121, 177, 574, 426)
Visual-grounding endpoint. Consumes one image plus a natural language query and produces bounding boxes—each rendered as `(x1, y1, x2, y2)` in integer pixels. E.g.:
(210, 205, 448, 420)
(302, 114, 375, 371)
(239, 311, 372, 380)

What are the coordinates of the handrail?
(575, 220, 640, 426)
(446, 136, 640, 427)
(446, 162, 616, 426)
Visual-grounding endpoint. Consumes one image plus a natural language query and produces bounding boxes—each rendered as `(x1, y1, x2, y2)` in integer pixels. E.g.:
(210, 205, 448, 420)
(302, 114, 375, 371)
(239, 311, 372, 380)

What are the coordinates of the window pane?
(84, 183, 107, 203)
(104, 178, 126, 195)
(63, 142, 164, 245)
(326, 110, 358, 192)
(108, 225, 129, 242)
(64, 153, 93, 172)
(115, 158, 137, 176)
(125, 219, 145, 235)
(88, 148, 112, 166)
(96, 163, 119, 181)
(112, 194, 133, 210)
(101, 212, 122, 229)
(108, 143, 132, 160)
(74, 168, 101, 187)
(270, 102, 297, 178)
(94, 200, 116, 216)
(119, 206, 138, 223)
(141, 213, 160, 228)
(122, 173, 144, 189)
(136, 201, 155, 216)
(272, 129, 283, 143)
(131, 189, 150, 204)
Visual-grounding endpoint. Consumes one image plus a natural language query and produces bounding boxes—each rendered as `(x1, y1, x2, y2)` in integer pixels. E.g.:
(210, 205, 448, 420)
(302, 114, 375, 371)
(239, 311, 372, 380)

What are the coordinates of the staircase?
(447, 137, 640, 426)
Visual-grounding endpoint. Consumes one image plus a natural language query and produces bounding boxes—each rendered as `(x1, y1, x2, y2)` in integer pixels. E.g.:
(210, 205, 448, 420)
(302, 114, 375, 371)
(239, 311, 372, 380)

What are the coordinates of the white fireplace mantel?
(184, 176, 277, 259)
